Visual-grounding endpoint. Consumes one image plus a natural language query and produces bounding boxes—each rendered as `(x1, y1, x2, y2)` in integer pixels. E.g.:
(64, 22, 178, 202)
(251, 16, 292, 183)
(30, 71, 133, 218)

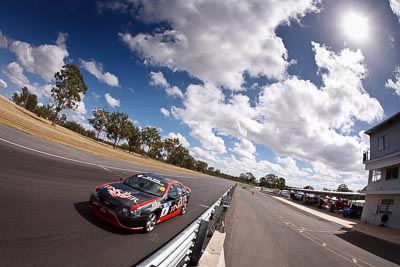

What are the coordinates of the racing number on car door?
(160, 204, 170, 217)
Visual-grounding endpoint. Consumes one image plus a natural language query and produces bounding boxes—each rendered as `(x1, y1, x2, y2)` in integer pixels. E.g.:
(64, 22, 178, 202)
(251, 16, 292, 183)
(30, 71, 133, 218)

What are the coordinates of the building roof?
(364, 111, 400, 135)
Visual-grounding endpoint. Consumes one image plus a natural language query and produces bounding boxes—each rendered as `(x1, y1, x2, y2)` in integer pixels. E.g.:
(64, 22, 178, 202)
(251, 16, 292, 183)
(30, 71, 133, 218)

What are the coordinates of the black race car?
(89, 173, 191, 232)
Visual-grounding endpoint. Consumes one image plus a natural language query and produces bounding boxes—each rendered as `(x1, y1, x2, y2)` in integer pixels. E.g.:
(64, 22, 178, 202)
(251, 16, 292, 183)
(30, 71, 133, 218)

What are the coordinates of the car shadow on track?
(73, 201, 141, 235)
(335, 229, 400, 265)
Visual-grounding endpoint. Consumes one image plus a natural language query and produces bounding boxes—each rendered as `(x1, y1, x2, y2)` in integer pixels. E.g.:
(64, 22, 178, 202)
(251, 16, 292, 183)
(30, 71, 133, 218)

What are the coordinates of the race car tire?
(144, 212, 157, 233)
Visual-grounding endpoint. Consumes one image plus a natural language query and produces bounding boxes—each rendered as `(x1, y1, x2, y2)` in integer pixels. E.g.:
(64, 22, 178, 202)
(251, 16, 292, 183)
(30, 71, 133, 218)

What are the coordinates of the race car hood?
(97, 182, 156, 208)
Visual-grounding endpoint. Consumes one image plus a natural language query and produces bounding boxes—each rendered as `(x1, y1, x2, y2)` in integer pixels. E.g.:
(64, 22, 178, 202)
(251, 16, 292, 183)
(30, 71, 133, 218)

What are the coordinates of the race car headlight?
(121, 208, 128, 215)
(129, 209, 141, 217)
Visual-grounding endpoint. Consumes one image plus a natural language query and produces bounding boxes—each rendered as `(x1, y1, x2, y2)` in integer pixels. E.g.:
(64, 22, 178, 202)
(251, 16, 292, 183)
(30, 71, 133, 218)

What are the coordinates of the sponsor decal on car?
(105, 185, 139, 203)
(137, 174, 165, 186)
(152, 201, 162, 209)
(170, 196, 188, 213)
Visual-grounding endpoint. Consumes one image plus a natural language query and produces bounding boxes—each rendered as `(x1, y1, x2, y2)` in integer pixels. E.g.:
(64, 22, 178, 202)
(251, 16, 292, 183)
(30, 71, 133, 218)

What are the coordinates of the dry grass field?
(0, 95, 201, 175)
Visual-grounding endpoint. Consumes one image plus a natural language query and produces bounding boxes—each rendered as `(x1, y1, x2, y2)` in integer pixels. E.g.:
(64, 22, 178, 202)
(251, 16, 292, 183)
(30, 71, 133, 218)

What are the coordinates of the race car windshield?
(124, 175, 165, 197)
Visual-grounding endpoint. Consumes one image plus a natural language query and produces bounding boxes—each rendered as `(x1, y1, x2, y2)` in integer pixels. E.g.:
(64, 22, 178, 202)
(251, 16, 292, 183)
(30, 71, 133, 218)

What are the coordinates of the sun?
(341, 12, 369, 43)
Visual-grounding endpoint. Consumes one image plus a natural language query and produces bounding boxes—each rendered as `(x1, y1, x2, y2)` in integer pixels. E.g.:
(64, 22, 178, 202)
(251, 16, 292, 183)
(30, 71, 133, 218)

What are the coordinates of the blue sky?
(1, 0, 400, 190)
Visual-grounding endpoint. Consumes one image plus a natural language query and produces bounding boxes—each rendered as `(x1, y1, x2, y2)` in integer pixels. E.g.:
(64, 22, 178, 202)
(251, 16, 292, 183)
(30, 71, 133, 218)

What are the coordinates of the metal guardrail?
(138, 183, 236, 267)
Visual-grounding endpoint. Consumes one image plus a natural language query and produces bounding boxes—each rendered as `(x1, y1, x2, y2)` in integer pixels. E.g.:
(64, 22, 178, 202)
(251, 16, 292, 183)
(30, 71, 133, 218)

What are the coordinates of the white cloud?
(385, 66, 400, 95)
(8, 33, 69, 81)
(0, 31, 8, 48)
(3, 62, 30, 88)
(149, 71, 183, 98)
(80, 59, 120, 87)
(3, 62, 53, 97)
(150, 71, 168, 88)
(171, 83, 229, 154)
(389, 0, 400, 22)
(119, 0, 320, 90)
(74, 93, 87, 115)
(165, 132, 190, 148)
(36, 84, 53, 98)
(232, 138, 256, 161)
(172, 43, 382, 187)
(0, 79, 7, 89)
(104, 93, 120, 108)
(166, 86, 184, 99)
(160, 107, 170, 117)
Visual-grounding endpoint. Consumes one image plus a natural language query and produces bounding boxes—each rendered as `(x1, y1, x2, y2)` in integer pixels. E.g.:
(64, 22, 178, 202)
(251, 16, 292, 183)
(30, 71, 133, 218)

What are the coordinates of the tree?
(303, 185, 314, 190)
(337, 184, 352, 192)
(263, 174, 278, 188)
(88, 107, 109, 140)
(259, 177, 268, 187)
(277, 177, 286, 190)
(106, 112, 131, 147)
(240, 172, 256, 184)
(35, 103, 56, 120)
(58, 114, 68, 126)
(12, 87, 38, 112)
(149, 139, 164, 159)
(12, 87, 30, 107)
(322, 188, 331, 192)
(182, 154, 196, 170)
(163, 138, 181, 163)
(51, 64, 88, 125)
(25, 94, 37, 112)
(127, 125, 142, 153)
(141, 127, 161, 155)
(196, 161, 208, 173)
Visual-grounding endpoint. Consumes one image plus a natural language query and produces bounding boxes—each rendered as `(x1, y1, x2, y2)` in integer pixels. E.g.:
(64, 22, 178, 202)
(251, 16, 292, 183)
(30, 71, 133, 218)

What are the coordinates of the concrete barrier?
(198, 231, 226, 267)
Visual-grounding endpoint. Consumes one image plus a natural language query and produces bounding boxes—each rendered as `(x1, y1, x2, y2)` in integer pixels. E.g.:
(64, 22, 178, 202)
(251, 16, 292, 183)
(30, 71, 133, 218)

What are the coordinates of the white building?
(361, 111, 400, 229)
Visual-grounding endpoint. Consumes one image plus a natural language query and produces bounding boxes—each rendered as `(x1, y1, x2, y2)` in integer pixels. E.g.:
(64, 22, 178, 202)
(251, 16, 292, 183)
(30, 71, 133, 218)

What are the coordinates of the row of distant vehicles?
(262, 188, 364, 218)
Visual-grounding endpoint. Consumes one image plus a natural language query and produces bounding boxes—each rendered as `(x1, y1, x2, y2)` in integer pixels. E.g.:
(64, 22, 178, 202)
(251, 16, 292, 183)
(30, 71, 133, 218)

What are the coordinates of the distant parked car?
(90, 173, 191, 232)
(343, 202, 364, 218)
(294, 191, 305, 201)
(303, 193, 317, 205)
(273, 189, 281, 195)
(281, 190, 290, 198)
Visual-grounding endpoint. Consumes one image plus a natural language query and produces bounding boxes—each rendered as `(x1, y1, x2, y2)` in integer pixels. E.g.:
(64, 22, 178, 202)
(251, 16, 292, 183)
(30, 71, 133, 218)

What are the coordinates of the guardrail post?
(189, 219, 209, 266)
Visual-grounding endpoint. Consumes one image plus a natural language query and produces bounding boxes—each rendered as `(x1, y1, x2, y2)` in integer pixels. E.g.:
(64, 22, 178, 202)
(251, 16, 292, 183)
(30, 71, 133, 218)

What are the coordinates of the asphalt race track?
(224, 187, 400, 267)
(0, 124, 234, 266)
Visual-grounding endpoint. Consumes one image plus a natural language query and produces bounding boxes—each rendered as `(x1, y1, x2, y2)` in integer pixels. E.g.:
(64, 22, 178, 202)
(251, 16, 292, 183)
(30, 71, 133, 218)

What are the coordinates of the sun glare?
(341, 12, 369, 43)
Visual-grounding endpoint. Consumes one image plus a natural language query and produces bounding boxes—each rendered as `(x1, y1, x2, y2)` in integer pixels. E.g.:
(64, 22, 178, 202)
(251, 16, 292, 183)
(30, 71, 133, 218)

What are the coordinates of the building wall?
(367, 168, 400, 192)
(361, 194, 400, 229)
(368, 119, 400, 160)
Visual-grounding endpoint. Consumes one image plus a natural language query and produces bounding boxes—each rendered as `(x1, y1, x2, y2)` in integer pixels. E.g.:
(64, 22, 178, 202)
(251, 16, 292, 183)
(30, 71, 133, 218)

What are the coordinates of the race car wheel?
(181, 202, 187, 215)
(145, 212, 157, 233)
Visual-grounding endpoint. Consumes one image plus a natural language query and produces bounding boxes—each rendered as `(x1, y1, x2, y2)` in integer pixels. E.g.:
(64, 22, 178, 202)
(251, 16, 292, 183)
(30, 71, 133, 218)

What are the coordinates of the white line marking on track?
(0, 137, 200, 179)
(0, 137, 137, 172)
(98, 165, 111, 172)
(191, 202, 210, 208)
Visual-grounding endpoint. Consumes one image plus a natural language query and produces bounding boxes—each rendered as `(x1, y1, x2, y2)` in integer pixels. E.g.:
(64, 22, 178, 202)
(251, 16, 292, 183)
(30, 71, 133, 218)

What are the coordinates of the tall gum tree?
(51, 64, 88, 126)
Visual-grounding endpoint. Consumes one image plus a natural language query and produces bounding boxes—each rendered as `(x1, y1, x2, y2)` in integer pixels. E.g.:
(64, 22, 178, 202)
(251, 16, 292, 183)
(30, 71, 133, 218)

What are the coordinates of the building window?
(371, 169, 381, 182)
(386, 166, 399, 180)
(380, 199, 394, 213)
(378, 134, 390, 151)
